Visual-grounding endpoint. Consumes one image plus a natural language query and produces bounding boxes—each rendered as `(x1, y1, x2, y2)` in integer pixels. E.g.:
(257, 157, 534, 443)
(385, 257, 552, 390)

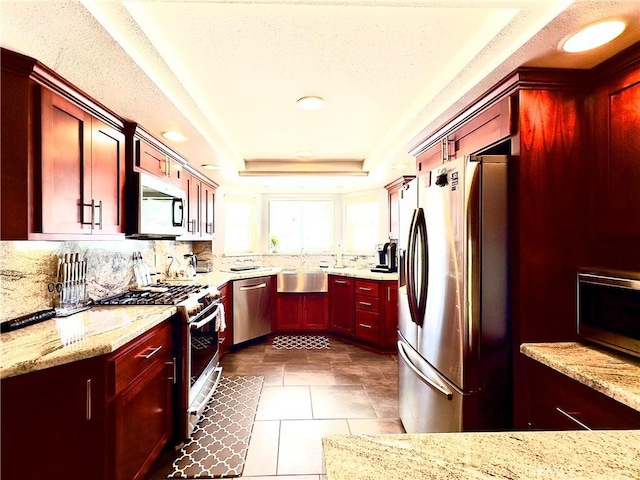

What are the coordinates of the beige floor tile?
(277, 419, 350, 475)
(256, 385, 313, 420)
(310, 385, 377, 419)
(242, 420, 280, 477)
(347, 418, 406, 434)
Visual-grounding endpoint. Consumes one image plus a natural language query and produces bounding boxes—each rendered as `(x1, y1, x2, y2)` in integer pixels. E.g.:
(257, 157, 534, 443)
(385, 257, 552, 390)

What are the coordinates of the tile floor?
(148, 334, 404, 480)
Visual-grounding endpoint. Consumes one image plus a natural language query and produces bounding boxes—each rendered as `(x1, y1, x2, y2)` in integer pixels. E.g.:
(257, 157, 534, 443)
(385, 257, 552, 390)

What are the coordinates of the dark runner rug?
(167, 375, 264, 478)
(271, 335, 331, 350)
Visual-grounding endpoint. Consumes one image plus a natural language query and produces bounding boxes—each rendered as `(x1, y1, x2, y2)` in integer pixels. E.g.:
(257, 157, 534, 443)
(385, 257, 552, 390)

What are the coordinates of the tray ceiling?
(1, 0, 639, 192)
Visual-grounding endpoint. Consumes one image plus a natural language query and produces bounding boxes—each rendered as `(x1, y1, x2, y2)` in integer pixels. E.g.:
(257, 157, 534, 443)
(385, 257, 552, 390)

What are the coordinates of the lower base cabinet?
(523, 356, 640, 430)
(0, 319, 176, 480)
(1, 356, 106, 480)
(274, 293, 329, 330)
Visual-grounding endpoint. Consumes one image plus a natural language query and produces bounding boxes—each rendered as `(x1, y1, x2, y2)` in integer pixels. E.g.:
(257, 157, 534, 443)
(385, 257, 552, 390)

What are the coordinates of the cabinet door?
(302, 293, 329, 329)
(91, 117, 126, 234)
(355, 309, 380, 343)
(112, 359, 174, 480)
(274, 293, 303, 330)
(329, 276, 354, 335)
(0, 357, 106, 480)
(40, 89, 90, 234)
(202, 181, 215, 238)
(219, 282, 233, 357)
(525, 357, 640, 430)
(382, 281, 398, 348)
(184, 174, 201, 238)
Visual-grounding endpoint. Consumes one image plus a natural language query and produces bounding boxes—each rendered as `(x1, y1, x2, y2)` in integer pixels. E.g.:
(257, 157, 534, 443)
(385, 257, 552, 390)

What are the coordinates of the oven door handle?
(190, 305, 219, 330)
(188, 366, 223, 417)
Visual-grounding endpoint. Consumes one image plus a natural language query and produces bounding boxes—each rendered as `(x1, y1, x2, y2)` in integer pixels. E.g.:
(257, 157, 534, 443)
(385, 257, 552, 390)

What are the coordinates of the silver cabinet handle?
(556, 407, 591, 430)
(95, 200, 103, 230)
(358, 323, 372, 329)
(335, 280, 347, 284)
(359, 287, 372, 291)
(137, 345, 162, 359)
(240, 283, 267, 291)
(359, 301, 372, 307)
(166, 357, 177, 384)
(86, 379, 92, 420)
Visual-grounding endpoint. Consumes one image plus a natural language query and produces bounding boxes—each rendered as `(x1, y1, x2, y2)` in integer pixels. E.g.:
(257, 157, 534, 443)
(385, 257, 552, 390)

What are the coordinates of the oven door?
(187, 301, 223, 437)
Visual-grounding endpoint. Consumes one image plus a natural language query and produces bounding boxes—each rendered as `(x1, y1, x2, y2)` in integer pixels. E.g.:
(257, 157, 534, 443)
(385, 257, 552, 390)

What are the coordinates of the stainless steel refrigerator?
(397, 155, 511, 433)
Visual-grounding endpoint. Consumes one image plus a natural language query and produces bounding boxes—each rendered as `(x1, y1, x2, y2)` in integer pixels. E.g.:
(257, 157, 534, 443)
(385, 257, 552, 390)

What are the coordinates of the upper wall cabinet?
(1, 48, 126, 240)
(385, 176, 415, 240)
(179, 170, 217, 241)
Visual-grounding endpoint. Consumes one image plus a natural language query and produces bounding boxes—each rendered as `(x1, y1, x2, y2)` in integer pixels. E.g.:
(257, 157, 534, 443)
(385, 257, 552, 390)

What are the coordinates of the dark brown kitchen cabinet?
(329, 275, 355, 335)
(1, 48, 126, 240)
(522, 356, 640, 431)
(108, 320, 174, 480)
(180, 171, 217, 240)
(128, 123, 187, 188)
(218, 282, 233, 357)
(274, 293, 329, 331)
(354, 280, 381, 344)
(0, 318, 177, 480)
(385, 176, 415, 240)
(1, 356, 107, 480)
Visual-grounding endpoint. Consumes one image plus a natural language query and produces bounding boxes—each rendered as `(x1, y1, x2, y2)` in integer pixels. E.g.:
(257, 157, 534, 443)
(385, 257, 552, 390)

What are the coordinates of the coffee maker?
(371, 241, 397, 273)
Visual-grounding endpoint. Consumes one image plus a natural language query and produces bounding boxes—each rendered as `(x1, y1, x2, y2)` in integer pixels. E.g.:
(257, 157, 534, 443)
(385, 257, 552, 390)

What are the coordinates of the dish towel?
(214, 302, 226, 332)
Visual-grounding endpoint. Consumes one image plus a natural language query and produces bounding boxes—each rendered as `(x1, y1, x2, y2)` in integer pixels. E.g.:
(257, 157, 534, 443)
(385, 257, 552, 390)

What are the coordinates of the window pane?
(269, 200, 333, 253)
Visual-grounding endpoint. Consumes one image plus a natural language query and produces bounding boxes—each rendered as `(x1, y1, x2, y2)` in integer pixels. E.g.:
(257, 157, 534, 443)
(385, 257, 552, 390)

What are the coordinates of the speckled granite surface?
(323, 430, 640, 480)
(520, 342, 640, 412)
(0, 305, 176, 379)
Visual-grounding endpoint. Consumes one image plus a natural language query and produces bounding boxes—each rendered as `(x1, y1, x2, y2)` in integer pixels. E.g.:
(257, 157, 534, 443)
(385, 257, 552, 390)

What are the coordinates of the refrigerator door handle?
(397, 341, 453, 400)
(406, 208, 428, 326)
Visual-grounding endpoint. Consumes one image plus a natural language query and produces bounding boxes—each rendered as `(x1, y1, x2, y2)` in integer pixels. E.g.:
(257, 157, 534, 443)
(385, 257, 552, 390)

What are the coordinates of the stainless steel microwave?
(577, 269, 640, 359)
(128, 172, 186, 238)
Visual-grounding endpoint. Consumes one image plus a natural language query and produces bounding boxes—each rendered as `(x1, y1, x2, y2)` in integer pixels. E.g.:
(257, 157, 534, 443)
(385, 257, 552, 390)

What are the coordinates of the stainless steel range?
(96, 283, 223, 439)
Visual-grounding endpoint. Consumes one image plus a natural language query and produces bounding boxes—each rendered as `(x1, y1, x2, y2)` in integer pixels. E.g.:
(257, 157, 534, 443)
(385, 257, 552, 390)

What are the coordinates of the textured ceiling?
(1, 0, 639, 193)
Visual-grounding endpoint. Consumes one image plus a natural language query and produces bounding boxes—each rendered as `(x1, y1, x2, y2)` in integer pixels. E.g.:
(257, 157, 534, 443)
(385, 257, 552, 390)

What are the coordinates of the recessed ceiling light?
(162, 130, 188, 142)
(297, 151, 314, 158)
(561, 20, 626, 53)
(296, 96, 326, 111)
(201, 164, 220, 170)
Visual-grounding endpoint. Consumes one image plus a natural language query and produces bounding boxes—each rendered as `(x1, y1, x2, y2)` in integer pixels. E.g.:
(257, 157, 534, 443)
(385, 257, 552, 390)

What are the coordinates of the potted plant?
(269, 235, 279, 253)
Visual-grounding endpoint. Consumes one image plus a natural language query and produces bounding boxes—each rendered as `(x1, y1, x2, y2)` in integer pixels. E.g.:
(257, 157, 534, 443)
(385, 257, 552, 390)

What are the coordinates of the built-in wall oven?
(578, 269, 640, 359)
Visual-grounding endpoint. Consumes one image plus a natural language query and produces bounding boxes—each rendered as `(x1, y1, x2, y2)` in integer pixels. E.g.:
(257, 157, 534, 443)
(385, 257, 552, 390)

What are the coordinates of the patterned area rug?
(168, 375, 264, 478)
(271, 335, 331, 350)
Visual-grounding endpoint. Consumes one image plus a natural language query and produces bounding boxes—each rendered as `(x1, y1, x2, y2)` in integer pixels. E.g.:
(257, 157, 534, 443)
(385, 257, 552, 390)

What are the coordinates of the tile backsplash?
(0, 240, 193, 322)
(1, 240, 377, 323)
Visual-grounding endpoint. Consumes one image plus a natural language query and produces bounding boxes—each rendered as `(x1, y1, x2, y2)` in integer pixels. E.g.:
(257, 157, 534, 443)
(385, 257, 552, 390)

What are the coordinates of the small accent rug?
(271, 335, 331, 350)
(167, 375, 264, 479)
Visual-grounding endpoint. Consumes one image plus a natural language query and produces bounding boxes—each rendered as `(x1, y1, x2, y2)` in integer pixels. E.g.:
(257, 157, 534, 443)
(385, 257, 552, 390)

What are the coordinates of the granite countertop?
(0, 305, 177, 379)
(322, 430, 640, 480)
(520, 342, 640, 411)
(174, 266, 398, 287)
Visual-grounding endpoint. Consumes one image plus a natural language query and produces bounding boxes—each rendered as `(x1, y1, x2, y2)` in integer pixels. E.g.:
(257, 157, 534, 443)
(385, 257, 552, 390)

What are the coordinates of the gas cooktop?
(95, 283, 209, 306)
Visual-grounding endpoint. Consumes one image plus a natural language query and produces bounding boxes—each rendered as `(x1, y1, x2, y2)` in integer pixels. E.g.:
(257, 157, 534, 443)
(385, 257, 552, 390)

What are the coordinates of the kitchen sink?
(277, 267, 328, 293)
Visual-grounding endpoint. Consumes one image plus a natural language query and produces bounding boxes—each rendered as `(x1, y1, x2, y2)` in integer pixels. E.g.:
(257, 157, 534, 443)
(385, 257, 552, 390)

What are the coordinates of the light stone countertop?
(171, 267, 398, 288)
(322, 430, 640, 480)
(520, 342, 640, 411)
(0, 305, 177, 379)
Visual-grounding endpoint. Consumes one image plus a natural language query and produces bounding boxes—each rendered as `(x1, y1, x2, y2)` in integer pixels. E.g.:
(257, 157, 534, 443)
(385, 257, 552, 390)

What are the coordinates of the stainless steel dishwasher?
(233, 276, 272, 345)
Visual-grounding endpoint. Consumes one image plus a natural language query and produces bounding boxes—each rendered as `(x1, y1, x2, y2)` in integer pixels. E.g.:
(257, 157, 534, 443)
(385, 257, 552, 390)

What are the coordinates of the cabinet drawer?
(355, 294, 379, 313)
(355, 280, 379, 298)
(109, 321, 172, 395)
(355, 310, 379, 343)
